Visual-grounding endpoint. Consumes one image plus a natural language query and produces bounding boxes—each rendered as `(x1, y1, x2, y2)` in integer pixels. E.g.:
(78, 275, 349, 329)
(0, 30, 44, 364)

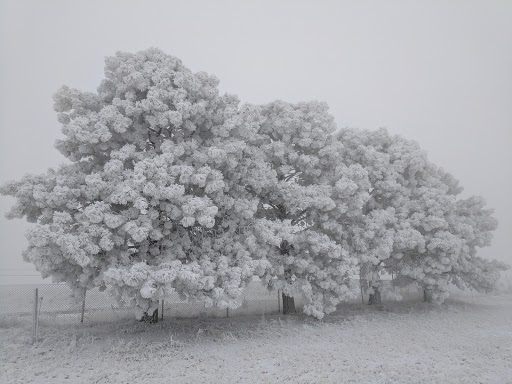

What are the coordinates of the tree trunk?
(280, 241, 297, 314)
(368, 287, 381, 305)
(423, 289, 432, 303)
(282, 292, 296, 314)
(140, 308, 159, 323)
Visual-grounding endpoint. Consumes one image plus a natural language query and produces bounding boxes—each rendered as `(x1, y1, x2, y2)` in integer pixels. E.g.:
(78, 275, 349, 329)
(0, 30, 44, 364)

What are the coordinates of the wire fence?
(2, 277, 507, 337)
(0, 280, 428, 327)
(0, 281, 305, 326)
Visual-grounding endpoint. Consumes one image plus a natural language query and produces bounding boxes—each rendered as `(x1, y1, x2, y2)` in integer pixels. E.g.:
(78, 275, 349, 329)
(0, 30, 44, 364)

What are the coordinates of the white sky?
(1, 0, 511, 284)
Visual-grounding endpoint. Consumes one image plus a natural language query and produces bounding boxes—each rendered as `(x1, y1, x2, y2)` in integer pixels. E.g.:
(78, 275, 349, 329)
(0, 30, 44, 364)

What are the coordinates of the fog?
(1, 0, 511, 284)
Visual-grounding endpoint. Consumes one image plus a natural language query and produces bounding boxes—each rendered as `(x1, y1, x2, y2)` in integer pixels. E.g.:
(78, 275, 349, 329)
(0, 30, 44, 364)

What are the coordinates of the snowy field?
(1, 293, 511, 383)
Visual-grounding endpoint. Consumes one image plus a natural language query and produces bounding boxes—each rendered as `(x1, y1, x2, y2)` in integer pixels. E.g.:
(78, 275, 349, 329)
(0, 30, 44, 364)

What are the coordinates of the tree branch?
(291, 208, 308, 225)
(284, 171, 301, 182)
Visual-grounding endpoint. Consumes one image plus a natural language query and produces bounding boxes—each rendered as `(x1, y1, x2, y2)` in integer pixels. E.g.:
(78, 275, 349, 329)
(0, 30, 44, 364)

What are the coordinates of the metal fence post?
(32, 288, 39, 344)
(36, 294, 42, 342)
(80, 290, 86, 324)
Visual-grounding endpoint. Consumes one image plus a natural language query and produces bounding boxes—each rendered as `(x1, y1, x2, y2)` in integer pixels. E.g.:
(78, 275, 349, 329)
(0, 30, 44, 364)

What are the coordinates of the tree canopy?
(1, 48, 507, 319)
(335, 128, 507, 303)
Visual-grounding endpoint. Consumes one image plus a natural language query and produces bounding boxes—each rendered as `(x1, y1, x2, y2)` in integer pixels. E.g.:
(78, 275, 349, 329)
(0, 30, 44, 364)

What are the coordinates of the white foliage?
(1, 48, 267, 313)
(336, 128, 506, 301)
(0, 48, 506, 320)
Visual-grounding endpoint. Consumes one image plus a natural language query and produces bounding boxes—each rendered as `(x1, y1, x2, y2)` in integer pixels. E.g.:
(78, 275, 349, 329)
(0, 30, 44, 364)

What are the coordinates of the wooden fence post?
(161, 300, 164, 321)
(278, 289, 281, 313)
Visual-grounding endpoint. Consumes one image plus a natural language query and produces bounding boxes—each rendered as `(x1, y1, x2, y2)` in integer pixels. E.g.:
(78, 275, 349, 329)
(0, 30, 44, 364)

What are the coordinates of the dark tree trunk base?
(368, 288, 381, 305)
(282, 293, 296, 314)
(423, 289, 432, 303)
(140, 308, 159, 323)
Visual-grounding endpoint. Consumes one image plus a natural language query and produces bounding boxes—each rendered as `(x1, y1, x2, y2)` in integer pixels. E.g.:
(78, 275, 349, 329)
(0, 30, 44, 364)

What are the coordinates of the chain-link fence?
(0, 281, 306, 326)
(0, 280, 425, 332)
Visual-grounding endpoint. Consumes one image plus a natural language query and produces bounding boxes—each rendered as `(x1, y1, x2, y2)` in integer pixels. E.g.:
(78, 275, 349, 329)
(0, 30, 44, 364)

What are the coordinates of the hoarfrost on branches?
(1, 48, 269, 315)
(335, 128, 507, 303)
(1, 48, 507, 319)
(234, 101, 369, 317)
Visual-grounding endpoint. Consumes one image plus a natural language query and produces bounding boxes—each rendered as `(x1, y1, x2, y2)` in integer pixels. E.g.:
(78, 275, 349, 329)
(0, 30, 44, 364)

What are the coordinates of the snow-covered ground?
(1, 294, 511, 384)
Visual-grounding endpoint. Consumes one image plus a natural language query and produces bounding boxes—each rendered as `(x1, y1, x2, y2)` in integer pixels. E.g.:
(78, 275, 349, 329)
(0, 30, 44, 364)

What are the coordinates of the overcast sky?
(1, 0, 511, 284)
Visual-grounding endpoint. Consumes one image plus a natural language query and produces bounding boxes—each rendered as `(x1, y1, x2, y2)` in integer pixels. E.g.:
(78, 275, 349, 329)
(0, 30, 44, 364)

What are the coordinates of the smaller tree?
(335, 128, 506, 304)
(446, 196, 509, 295)
(335, 128, 430, 304)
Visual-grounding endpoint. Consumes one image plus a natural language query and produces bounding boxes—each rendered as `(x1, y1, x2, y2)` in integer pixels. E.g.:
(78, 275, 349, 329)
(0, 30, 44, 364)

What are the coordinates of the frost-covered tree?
(388, 158, 506, 302)
(334, 128, 431, 303)
(2, 47, 506, 321)
(445, 196, 508, 294)
(233, 101, 370, 317)
(0, 48, 271, 318)
(335, 128, 506, 304)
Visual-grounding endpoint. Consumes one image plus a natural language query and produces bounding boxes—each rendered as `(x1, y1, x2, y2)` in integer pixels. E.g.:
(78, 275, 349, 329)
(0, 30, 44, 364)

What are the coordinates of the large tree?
(1, 49, 369, 320)
(0, 48, 271, 318)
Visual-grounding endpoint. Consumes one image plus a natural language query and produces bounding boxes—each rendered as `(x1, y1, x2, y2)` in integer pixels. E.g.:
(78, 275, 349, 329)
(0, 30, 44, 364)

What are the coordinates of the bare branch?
(284, 171, 301, 182)
(291, 208, 308, 226)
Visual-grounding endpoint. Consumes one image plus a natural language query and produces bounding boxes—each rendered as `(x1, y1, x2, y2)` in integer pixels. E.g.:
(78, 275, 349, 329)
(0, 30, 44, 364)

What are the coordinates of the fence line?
(0, 281, 305, 326)
(0, 280, 428, 333)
